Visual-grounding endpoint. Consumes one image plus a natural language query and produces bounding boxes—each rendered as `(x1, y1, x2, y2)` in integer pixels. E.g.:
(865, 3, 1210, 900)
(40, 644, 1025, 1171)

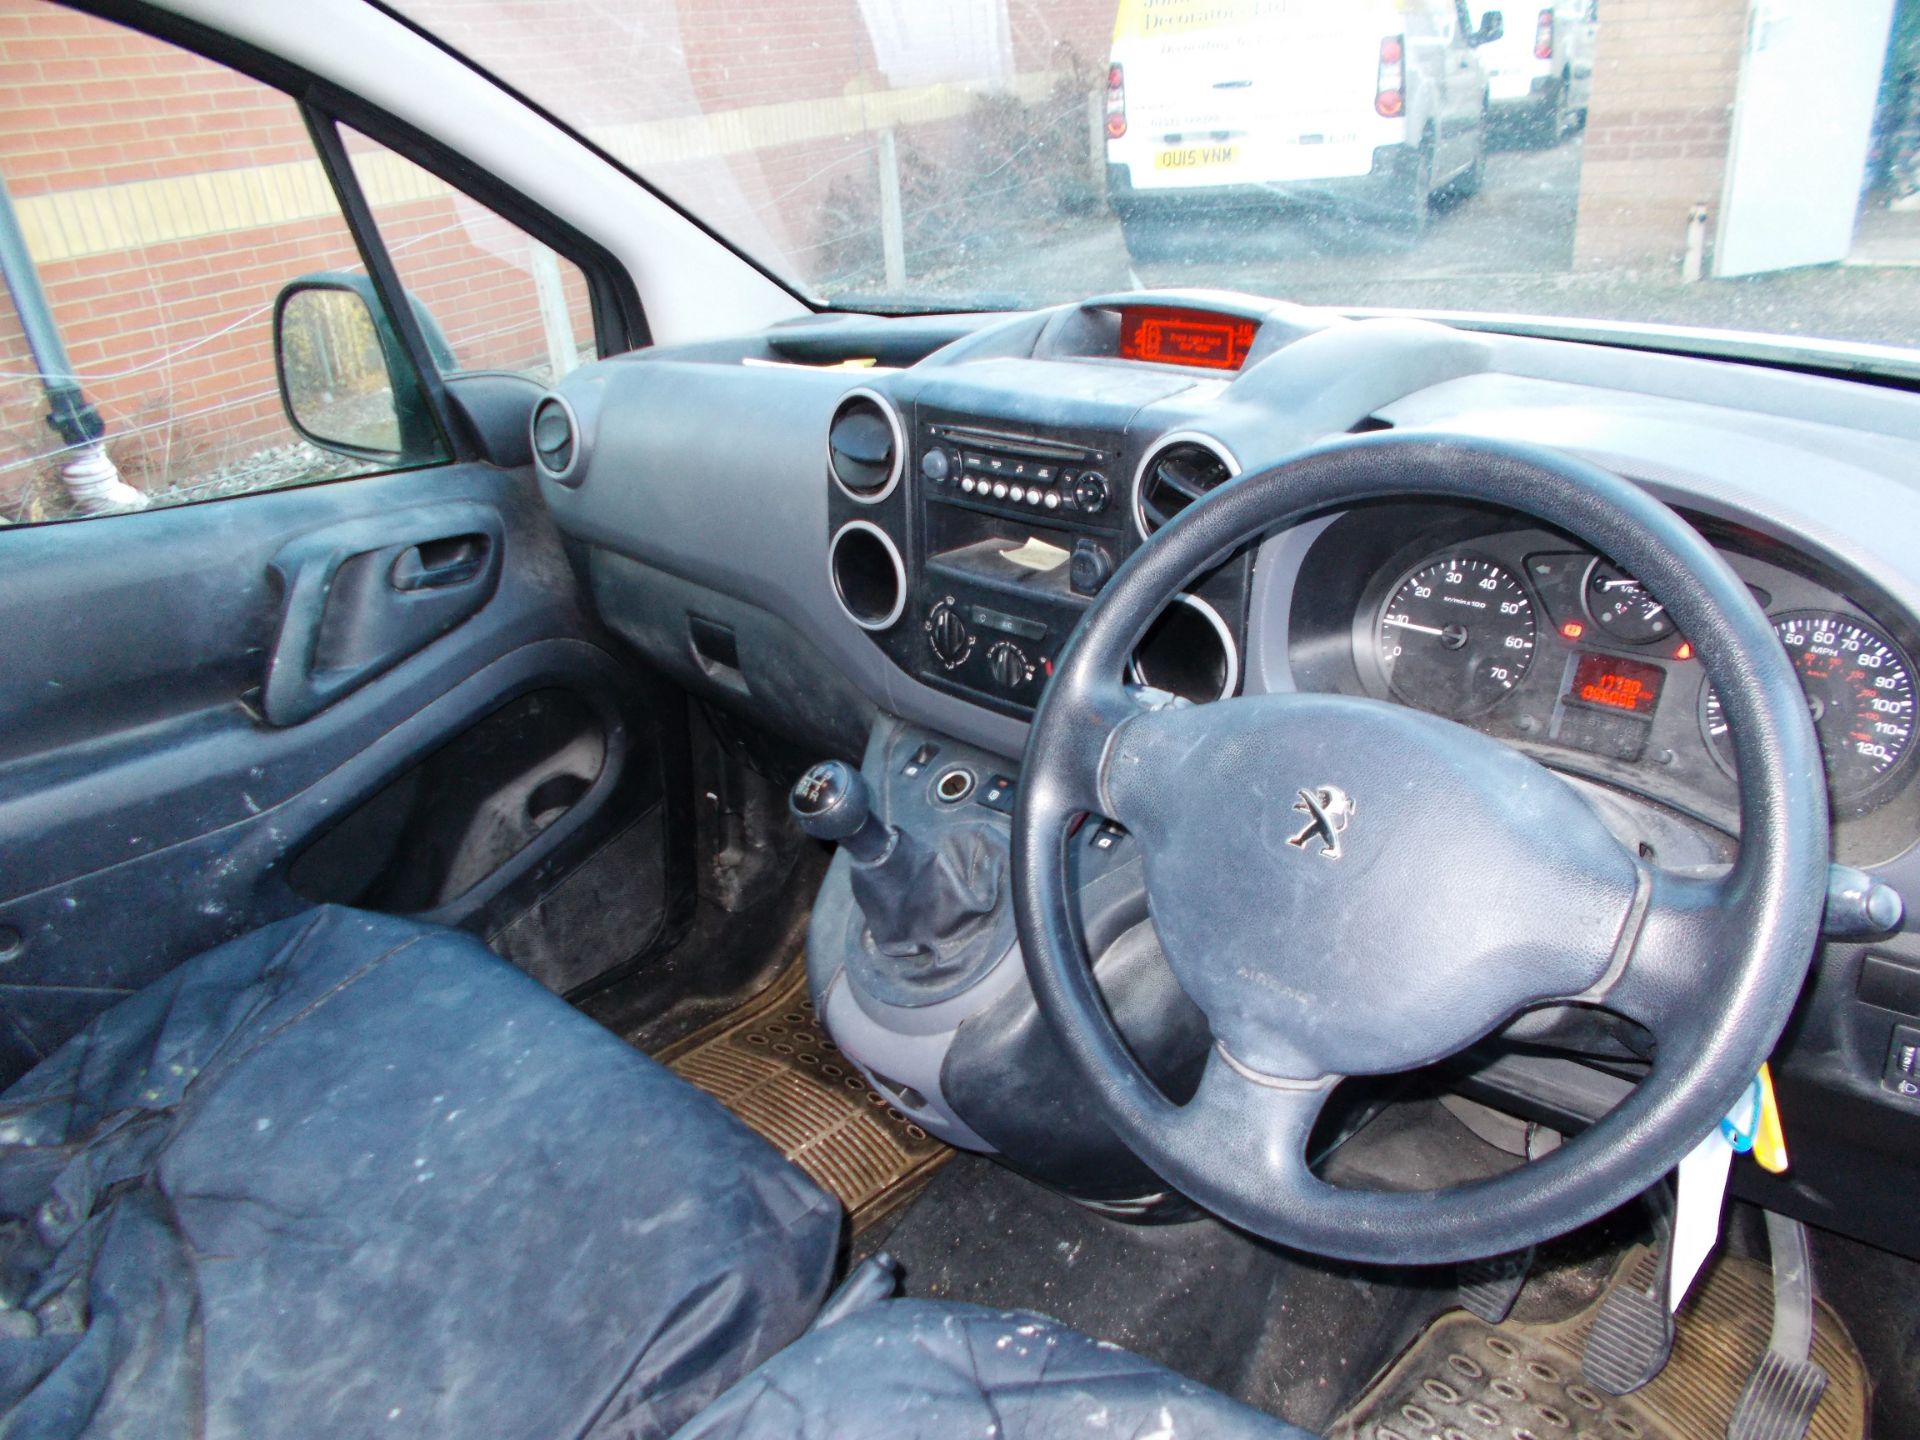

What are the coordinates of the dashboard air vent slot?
(828, 388, 903, 502)
(1134, 434, 1238, 538)
(530, 395, 580, 484)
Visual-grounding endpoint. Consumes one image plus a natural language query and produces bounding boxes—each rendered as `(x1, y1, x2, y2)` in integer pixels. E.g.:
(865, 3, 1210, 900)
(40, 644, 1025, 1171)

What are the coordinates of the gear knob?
(791, 760, 892, 862)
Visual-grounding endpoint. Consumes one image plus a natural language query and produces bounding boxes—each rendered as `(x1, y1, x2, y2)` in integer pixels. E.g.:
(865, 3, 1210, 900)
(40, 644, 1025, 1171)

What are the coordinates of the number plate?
(1154, 144, 1239, 171)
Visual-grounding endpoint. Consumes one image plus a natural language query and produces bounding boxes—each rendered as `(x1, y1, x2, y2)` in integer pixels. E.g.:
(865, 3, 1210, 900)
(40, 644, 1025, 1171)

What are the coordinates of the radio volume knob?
(1073, 471, 1110, 514)
(927, 601, 972, 667)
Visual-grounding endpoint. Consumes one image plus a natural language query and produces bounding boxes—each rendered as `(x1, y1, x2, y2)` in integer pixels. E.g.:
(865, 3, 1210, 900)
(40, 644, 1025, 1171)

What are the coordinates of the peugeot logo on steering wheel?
(1287, 785, 1354, 861)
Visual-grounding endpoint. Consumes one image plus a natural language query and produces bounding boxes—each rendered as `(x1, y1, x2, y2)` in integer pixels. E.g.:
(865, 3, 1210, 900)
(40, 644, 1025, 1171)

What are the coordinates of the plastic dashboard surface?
(534, 290, 1920, 1260)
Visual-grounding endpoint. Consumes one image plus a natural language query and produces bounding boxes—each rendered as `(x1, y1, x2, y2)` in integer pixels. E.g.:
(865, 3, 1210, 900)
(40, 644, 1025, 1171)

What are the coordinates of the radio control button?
(921, 450, 949, 482)
(961, 477, 976, 493)
(1026, 488, 1043, 505)
(991, 482, 1009, 499)
(1073, 472, 1111, 514)
(1043, 492, 1060, 510)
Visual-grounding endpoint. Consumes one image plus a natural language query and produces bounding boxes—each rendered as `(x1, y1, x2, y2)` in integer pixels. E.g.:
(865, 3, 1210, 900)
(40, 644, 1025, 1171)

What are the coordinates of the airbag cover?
(1103, 693, 1639, 1080)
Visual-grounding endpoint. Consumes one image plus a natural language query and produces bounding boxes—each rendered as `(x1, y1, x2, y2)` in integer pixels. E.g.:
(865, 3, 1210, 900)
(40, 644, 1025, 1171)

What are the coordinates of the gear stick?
(790, 759, 1011, 970)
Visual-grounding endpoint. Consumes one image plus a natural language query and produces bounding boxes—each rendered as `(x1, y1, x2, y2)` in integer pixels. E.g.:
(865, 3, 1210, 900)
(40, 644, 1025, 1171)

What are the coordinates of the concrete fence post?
(530, 241, 580, 382)
(878, 127, 907, 292)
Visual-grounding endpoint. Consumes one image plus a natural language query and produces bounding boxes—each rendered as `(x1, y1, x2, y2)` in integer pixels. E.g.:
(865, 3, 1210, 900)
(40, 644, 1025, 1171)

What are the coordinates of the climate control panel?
(923, 595, 1055, 706)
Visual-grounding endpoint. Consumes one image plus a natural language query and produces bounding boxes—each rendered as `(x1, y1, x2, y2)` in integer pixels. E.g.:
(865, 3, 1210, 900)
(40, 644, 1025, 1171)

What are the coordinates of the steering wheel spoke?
(1166, 1047, 1338, 1197)
(1022, 670, 1152, 821)
(1593, 868, 1741, 1053)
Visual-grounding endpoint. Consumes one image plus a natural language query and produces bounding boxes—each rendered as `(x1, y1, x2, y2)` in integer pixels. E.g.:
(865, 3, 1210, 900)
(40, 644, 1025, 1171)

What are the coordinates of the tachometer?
(1701, 610, 1916, 806)
(1377, 555, 1537, 717)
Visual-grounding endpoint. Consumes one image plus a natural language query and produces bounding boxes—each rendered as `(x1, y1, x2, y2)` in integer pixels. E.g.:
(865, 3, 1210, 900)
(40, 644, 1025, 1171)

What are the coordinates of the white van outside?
(1104, 0, 1505, 256)
(1468, 1, 1598, 143)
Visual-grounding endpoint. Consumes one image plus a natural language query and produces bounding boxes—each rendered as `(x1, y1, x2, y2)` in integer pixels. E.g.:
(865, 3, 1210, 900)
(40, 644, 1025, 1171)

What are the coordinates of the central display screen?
(1565, 652, 1666, 718)
(1118, 307, 1259, 371)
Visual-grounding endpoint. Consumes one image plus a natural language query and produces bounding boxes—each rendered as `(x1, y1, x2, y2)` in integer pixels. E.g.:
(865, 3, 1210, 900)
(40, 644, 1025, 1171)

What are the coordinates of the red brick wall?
(0, 1, 599, 514)
(1571, 0, 1748, 271)
(1, 0, 1115, 515)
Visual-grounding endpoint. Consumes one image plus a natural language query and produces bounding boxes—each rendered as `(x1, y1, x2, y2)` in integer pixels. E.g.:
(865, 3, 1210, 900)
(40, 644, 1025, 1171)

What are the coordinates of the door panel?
(0, 464, 685, 1084)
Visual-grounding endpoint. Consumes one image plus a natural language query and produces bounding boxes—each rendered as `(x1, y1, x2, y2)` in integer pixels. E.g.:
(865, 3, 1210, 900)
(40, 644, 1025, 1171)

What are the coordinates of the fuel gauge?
(1585, 559, 1678, 645)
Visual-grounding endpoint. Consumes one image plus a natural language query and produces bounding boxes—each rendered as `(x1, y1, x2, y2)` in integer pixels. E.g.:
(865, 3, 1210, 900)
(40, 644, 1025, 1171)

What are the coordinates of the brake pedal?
(1726, 1212, 1827, 1440)
(1457, 1246, 1533, 1324)
(1583, 1185, 1676, 1395)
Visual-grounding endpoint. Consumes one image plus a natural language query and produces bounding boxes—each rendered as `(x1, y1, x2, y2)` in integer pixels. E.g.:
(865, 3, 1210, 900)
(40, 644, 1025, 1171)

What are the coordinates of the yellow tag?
(1752, 1062, 1789, 1174)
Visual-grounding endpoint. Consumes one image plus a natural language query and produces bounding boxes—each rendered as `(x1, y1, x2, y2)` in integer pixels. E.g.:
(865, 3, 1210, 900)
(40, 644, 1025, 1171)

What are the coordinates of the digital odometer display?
(1702, 610, 1917, 806)
(1118, 307, 1259, 371)
(1566, 653, 1666, 717)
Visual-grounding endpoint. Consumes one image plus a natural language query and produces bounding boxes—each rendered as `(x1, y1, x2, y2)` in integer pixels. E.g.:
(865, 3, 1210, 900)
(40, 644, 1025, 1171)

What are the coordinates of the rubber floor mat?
(661, 964, 948, 1231)
(1332, 1246, 1867, 1440)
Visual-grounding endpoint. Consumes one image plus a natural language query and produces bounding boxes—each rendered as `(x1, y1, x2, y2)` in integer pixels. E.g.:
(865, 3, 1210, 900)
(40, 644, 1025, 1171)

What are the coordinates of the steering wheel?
(1013, 434, 1828, 1265)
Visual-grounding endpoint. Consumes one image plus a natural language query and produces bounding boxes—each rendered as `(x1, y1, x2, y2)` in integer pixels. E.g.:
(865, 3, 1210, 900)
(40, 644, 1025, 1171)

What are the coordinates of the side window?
(343, 130, 597, 386)
(0, 1, 445, 523)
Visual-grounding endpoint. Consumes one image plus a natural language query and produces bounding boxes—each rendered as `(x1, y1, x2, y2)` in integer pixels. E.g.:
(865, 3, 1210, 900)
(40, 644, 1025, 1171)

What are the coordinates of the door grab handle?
(262, 504, 503, 725)
(391, 534, 488, 592)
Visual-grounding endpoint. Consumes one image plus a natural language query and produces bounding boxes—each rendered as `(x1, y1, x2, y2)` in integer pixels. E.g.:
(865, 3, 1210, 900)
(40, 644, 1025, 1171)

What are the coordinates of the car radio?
(916, 423, 1119, 529)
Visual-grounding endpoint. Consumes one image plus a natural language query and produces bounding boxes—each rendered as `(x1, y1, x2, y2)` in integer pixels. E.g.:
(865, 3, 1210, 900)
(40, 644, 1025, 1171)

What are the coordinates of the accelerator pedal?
(1726, 1212, 1828, 1440)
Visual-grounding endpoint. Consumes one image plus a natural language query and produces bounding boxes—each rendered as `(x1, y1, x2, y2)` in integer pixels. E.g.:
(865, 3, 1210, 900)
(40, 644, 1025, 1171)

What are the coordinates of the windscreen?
(391, 0, 1920, 360)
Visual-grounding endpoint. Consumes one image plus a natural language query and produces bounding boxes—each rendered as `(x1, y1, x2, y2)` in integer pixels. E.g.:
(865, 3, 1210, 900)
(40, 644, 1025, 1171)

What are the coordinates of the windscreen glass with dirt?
(396, 0, 1920, 353)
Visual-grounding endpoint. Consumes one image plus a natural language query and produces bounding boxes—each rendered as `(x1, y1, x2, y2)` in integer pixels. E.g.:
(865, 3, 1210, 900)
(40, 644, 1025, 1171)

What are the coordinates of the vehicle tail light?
(1376, 35, 1405, 118)
(1106, 63, 1127, 139)
(1535, 9, 1554, 59)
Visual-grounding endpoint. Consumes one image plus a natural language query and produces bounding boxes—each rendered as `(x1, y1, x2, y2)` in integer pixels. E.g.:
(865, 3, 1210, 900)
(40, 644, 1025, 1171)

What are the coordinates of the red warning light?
(1560, 621, 1585, 640)
(1673, 641, 1694, 661)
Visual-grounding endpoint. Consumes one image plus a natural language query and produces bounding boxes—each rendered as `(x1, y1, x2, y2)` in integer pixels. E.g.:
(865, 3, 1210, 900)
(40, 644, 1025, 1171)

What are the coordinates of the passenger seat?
(0, 906, 841, 1440)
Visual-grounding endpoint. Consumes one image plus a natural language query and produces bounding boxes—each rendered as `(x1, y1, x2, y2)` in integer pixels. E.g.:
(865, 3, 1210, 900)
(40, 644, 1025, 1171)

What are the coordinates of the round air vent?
(828, 520, 907, 631)
(1128, 593, 1240, 704)
(827, 388, 903, 503)
(530, 395, 580, 484)
(1132, 433, 1239, 538)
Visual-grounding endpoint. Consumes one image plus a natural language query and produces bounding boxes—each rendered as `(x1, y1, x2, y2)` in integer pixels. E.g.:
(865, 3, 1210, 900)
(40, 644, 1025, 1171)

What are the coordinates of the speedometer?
(1701, 610, 1916, 807)
(1377, 555, 1537, 717)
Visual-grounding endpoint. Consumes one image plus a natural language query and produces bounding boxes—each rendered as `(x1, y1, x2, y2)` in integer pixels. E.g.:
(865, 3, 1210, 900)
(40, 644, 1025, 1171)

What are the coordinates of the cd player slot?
(928, 423, 1097, 464)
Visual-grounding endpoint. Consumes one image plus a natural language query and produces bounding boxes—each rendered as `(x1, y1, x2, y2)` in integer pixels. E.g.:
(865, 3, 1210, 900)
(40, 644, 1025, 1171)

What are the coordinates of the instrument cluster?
(1287, 505, 1920, 863)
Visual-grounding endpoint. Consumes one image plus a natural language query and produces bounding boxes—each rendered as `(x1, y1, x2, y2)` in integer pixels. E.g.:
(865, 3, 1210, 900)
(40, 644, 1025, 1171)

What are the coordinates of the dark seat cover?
(674, 1299, 1316, 1440)
(0, 906, 840, 1440)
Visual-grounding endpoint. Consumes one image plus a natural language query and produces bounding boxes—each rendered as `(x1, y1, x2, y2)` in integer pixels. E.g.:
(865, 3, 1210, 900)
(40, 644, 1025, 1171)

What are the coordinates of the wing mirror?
(1474, 9, 1505, 45)
(273, 273, 448, 463)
